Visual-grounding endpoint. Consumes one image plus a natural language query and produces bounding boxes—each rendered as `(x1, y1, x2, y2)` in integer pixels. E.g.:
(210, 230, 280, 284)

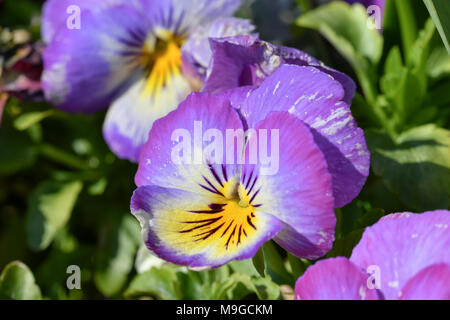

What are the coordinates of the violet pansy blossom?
(295, 210, 450, 300)
(202, 35, 370, 208)
(41, 0, 255, 162)
(130, 63, 366, 267)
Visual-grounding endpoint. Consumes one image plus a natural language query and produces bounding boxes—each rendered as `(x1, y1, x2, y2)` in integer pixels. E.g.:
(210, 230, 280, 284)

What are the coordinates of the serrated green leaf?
(26, 180, 83, 251)
(0, 261, 41, 300)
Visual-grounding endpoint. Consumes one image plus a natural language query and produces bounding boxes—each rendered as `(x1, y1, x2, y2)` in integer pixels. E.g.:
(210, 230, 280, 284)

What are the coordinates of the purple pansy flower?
(41, 0, 255, 162)
(295, 210, 450, 300)
(130, 63, 366, 268)
(202, 35, 369, 208)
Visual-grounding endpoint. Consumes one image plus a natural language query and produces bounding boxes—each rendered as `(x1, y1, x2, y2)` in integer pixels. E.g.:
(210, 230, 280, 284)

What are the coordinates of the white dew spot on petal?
(272, 80, 281, 95)
(359, 286, 366, 300)
(411, 233, 418, 239)
(435, 223, 448, 229)
(322, 115, 353, 136)
(388, 281, 399, 288)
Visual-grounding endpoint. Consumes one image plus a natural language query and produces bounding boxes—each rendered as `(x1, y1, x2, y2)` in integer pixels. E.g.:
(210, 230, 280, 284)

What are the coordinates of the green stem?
(39, 144, 91, 170)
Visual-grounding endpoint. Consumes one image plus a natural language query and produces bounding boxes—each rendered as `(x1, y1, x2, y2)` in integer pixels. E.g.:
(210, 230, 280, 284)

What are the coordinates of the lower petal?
(295, 257, 378, 300)
(400, 264, 450, 300)
(103, 73, 191, 162)
(350, 210, 450, 300)
(131, 185, 283, 267)
(242, 112, 336, 259)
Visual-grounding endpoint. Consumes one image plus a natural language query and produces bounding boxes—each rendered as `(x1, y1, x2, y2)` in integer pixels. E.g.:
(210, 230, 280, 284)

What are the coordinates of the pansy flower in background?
(41, 0, 255, 162)
(131, 63, 368, 267)
(202, 35, 370, 208)
(295, 210, 450, 300)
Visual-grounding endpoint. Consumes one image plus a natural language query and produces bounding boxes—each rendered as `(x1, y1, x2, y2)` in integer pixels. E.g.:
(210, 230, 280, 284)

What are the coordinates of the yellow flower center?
(140, 33, 184, 100)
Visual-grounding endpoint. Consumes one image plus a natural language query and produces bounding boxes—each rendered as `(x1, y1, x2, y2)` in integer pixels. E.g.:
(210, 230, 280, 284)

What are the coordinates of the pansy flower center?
(166, 165, 263, 253)
(140, 32, 185, 99)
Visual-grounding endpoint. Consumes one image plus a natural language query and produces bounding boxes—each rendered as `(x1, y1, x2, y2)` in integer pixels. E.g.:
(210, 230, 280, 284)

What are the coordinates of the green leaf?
(124, 266, 181, 300)
(252, 248, 265, 277)
(0, 261, 41, 300)
(26, 180, 83, 251)
(229, 258, 260, 277)
(367, 125, 450, 211)
(326, 229, 364, 258)
(0, 126, 38, 175)
(261, 242, 293, 285)
(296, 1, 382, 64)
(228, 274, 281, 300)
(94, 215, 140, 297)
(427, 46, 450, 79)
(423, 0, 450, 53)
(395, 0, 418, 60)
(14, 110, 54, 131)
(296, 1, 382, 103)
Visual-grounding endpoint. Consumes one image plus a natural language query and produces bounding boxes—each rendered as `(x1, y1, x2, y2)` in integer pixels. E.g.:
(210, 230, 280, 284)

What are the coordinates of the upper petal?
(240, 65, 369, 207)
(350, 210, 450, 300)
(202, 36, 356, 104)
(295, 257, 378, 300)
(241, 111, 335, 259)
(41, 0, 129, 43)
(140, 0, 243, 35)
(135, 92, 244, 192)
(42, 4, 150, 113)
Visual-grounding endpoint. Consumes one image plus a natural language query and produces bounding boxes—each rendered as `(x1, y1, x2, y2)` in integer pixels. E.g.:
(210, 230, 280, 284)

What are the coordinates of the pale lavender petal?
(350, 210, 450, 300)
(102, 75, 191, 162)
(242, 112, 335, 259)
(240, 65, 369, 208)
(131, 185, 283, 267)
(295, 257, 378, 300)
(400, 264, 450, 300)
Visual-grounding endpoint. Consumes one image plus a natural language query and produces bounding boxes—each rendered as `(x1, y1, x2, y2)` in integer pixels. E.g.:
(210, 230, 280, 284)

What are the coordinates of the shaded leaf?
(0, 261, 41, 300)
(26, 180, 83, 251)
(367, 125, 450, 211)
(94, 215, 140, 297)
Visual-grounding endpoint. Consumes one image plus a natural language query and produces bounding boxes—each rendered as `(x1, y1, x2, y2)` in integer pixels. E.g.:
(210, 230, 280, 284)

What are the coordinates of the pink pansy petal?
(399, 263, 450, 300)
(350, 210, 450, 300)
(242, 112, 335, 259)
(295, 257, 378, 300)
